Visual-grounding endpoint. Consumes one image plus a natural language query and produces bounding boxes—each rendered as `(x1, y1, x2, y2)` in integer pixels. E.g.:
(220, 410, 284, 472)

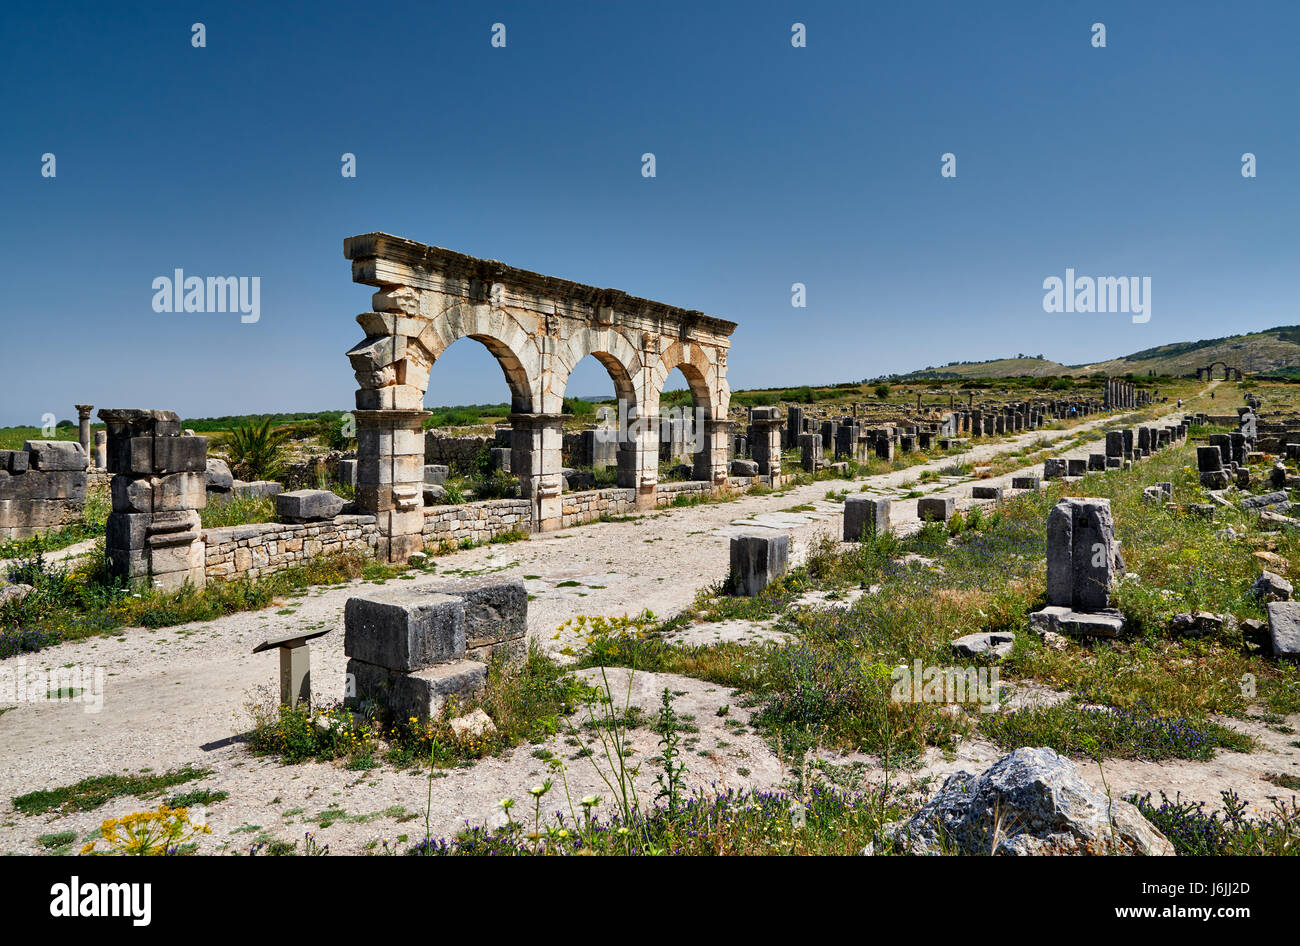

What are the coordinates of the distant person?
(1177, 398, 1182, 408)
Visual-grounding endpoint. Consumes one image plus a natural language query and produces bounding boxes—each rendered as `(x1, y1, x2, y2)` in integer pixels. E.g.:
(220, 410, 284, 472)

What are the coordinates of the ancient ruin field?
(3, 375, 1298, 860)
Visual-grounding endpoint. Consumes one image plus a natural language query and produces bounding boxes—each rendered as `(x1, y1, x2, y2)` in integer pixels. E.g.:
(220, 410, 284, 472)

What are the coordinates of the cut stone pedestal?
(917, 497, 954, 522)
(343, 577, 526, 720)
(843, 496, 890, 541)
(1031, 497, 1125, 638)
(730, 533, 789, 596)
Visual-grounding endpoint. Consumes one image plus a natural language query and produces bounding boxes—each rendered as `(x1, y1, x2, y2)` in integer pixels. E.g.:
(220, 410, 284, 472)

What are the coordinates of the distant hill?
(894, 326, 1300, 380)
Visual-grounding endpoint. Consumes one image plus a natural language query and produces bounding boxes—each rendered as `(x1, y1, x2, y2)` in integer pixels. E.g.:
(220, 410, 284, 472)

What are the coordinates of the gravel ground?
(6, 401, 1293, 855)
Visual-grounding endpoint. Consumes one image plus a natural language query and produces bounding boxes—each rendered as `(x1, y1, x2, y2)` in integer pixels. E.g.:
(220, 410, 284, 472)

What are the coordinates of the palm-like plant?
(224, 418, 290, 481)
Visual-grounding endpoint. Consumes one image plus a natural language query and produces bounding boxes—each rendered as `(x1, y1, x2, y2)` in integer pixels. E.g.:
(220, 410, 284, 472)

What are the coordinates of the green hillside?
(897, 326, 1300, 380)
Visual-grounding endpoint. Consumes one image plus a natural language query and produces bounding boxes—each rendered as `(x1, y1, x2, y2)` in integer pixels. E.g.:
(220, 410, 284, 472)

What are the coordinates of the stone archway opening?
(1198, 362, 1242, 382)
(557, 352, 636, 492)
(420, 335, 535, 505)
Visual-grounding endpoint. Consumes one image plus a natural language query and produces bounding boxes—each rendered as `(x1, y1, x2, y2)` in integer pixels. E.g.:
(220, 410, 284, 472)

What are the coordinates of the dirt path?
(10, 398, 1287, 854)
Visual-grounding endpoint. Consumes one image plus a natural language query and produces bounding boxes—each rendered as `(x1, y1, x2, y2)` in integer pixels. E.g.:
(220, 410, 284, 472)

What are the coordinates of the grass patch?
(1133, 791, 1300, 855)
(13, 766, 211, 816)
(980, 701, 1252, 761)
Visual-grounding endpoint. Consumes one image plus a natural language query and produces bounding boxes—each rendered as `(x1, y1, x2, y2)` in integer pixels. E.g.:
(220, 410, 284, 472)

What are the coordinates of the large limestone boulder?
(875, 747, 1173, 856)
(205, 458, 234, 492)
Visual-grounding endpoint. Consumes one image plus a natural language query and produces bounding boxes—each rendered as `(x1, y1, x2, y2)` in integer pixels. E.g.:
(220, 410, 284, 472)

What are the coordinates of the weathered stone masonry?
(343, 232, 737, 560)
(0, 441, 88, 540)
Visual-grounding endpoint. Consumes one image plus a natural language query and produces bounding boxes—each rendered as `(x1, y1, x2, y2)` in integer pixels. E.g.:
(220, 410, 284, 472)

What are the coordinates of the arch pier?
(343, 232, 737, 561)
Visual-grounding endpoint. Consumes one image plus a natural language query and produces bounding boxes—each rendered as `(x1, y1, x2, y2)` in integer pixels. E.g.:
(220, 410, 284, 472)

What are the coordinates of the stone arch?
(649, 340, 732, 486)
(649, 340, 725, 418)
(551, 328, 645, 491)
(552, 326, 643, 411)
(1201, 362, 1241, 382)
(414, 302, 543, 414)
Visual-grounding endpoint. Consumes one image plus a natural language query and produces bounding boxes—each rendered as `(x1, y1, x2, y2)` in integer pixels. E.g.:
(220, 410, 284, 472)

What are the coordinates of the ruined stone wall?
(0, 442, 88, 540)
(654, 480, 713, 506)
(203, 515, 379, 581)
(423, 433, 494, 468)
(560, 487, 637, 527)
(422, 498, 532, 548)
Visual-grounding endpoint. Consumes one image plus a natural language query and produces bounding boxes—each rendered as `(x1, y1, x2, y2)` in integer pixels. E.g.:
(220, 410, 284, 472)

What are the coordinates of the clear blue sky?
(2, 1, 1297, 425)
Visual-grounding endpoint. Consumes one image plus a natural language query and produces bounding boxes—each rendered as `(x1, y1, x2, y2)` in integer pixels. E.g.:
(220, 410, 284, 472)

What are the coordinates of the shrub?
(224, 418, 290, 480)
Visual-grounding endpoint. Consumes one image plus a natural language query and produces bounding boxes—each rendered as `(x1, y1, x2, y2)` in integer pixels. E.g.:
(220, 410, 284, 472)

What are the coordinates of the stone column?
(93, 430, 107, 470)
(695, 418, 732, 486)
(799, 431, 822, 472)
(750, 408, 783, 480)
(354, 408, 429, 563)
(75, 405, 93, 465)
(511, 412, 565, 529)
(1046, 498, 1122, 611)
(101, 408, 207, 590)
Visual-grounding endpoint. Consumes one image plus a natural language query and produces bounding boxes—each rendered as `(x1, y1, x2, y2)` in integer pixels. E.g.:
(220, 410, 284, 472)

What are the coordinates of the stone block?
(1043, 458, 1068, 479)
(1252, 571, 1293, 602)
(148, 538, 205, 585)
(1199, 471, 1231, 489)
(423, 464, 449, 485)
(917, 497, 954, 522)
(415, 578, 528, 652)
(276, 489, 345, 522)
(1266, 601, 1300, 658)
(24, 440, 87, 471)
(1239, 491, 1288, 511)
(1029, 605, 1125, 638)
(111, 475, 154, 514)
(1045, 498, 1121, 612)
(729, 532, 789, 597)
(952, 631, 1015, 658)
(1196, 445, 1223, 472)
(843, 496, 890, 541)
(971, 485, 1003, 500)
(337, 458, 358, 487)
(344, 590, 467, 671)
(1011, 475, 1041, 490)
(232, 480, 283, 500)
(147, 509, 201, 543)
(106, 511, 151, 552)
(152, 435, 207, 474)
(106, 435, 154, 475)
(152, 471, 207, 512)
(346, 658, 488, 721)
(1066, 458, 1087, 477)
(106, 546, 149, 579)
